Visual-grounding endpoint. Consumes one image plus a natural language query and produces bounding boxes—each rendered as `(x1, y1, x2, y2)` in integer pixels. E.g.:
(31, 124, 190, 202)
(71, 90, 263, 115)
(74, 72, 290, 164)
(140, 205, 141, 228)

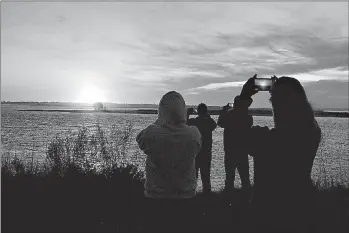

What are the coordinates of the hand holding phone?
(241, 74, 277, 98)
(241, 74, 258, 98)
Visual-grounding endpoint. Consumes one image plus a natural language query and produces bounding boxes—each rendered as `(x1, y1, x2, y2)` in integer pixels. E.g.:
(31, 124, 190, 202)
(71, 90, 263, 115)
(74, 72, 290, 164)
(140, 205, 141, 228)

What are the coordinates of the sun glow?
(76, 84, 106, 103)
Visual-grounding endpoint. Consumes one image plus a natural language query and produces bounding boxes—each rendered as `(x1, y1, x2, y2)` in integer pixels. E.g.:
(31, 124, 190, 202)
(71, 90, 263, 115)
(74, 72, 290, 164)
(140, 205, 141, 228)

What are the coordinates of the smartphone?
(254, 78, 273, 91)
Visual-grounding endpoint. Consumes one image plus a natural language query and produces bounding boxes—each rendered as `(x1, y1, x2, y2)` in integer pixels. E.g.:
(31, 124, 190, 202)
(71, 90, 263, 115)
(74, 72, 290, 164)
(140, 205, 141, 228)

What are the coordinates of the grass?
(2, 124, 349, 232)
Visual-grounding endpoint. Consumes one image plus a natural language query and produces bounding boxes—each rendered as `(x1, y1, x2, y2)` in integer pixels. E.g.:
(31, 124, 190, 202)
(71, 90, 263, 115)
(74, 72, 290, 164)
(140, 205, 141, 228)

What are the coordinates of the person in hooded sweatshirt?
(136, 91, 201, 232)
(190, 103, 217, 193)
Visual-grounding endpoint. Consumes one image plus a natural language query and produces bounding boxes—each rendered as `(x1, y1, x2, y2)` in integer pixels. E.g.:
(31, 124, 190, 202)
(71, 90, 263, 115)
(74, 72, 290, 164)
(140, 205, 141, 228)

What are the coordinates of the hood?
(155, 91, 187, 128)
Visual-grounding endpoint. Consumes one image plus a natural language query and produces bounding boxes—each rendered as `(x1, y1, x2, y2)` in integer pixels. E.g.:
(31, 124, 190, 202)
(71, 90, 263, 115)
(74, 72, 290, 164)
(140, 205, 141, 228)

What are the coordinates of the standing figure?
(237, 75, 322, 231)
(136, 91, 201, 232)
(217, 97, 252, 191)
(191, 103, 216, 193)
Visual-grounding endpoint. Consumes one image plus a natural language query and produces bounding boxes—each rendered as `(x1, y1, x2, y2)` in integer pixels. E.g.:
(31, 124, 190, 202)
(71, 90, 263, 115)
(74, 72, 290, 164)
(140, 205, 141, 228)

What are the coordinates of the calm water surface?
(1, 103, 348, 191)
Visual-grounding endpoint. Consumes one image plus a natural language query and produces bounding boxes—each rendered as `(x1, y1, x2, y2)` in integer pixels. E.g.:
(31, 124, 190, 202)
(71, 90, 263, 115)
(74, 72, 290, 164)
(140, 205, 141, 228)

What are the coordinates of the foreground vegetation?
(2, 124, 349, 232)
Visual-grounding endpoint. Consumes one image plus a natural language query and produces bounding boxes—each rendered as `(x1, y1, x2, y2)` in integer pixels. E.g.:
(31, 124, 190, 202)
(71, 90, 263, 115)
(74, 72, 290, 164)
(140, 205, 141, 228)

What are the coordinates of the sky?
(1, 1, 348, 109)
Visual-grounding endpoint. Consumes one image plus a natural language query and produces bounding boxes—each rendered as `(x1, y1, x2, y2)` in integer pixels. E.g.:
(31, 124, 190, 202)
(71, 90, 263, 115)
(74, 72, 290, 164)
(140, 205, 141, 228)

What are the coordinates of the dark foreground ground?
(2, 171, 349, 233)
(2, 125, 348, 232)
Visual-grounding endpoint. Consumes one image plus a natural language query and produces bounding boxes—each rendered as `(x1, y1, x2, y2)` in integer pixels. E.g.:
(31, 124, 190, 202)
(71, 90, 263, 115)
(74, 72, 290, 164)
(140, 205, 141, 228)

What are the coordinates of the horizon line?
(1, 101, 349, 111)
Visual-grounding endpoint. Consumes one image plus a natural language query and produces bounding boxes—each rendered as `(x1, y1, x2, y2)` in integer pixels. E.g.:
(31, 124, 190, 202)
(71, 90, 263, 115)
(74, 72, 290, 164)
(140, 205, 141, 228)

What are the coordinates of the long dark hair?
(271, 77, 315, 129)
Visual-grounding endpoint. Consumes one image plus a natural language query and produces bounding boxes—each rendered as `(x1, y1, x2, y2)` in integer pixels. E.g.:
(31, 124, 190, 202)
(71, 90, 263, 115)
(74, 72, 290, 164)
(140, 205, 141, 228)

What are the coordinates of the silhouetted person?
(217, 97, 252, 191)
(236, 75, 322, 232)
(190, 103, 216, 193)
(136, 91, 201, 232)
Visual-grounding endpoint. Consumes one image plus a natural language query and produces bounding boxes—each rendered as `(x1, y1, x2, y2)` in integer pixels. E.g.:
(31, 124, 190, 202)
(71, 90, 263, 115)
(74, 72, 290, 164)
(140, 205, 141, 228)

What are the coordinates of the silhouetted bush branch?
(2, 122, 145, 232)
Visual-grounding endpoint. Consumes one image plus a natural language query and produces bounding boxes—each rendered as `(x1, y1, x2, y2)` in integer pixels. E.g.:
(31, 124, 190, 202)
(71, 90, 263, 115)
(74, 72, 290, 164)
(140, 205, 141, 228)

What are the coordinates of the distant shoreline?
(2, 102, 348, 112)
(18, 109, 349, 118)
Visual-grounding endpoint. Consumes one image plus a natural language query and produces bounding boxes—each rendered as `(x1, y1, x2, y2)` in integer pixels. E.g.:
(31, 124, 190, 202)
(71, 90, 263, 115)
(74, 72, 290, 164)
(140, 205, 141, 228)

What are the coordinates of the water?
(1, 103, 349, 191)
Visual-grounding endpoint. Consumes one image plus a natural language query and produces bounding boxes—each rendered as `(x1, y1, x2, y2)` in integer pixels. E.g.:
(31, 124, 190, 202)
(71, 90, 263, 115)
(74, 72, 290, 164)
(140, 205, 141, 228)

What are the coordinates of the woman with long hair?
(235, 75, 322, 232)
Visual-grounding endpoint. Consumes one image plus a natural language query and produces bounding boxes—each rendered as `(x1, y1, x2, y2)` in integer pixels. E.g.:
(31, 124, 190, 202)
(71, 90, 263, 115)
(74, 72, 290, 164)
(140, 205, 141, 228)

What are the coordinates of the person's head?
(270, 76, 315, 128)
(158, 91, 187, 125)
(197, 103, 208, 116)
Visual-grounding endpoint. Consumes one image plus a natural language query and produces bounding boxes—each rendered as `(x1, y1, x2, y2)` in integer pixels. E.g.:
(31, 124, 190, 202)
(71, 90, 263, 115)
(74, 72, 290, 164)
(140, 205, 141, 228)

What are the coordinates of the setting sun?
(76, 84, 106, 103)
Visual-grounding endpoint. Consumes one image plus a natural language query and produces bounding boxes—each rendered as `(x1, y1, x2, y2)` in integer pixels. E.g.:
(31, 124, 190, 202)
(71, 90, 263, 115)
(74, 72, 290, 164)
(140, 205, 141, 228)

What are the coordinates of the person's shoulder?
(180, 125, 201, 142)
(137, 124, 160, 142)
(199, 115, 211, 120)
(205, 115, 216, 123)
(185, 124, 199, 131)
(140, 123, 163, 134)
(185, 125, 201, 136)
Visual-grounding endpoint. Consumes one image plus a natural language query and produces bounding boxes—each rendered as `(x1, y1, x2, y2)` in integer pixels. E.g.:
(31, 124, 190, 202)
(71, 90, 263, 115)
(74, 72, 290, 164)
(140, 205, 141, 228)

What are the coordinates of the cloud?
(1, 2, 348, 107)
(182, 79, 349, 110)
(304, 80, 349, 109)
(291, 67, 349, 83)
(187, 81, 245, 92)
(124, 66, 225, 83)
(185, 66, 348, 95)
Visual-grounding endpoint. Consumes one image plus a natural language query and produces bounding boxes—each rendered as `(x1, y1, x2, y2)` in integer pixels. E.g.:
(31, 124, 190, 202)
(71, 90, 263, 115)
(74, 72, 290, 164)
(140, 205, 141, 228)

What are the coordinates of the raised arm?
(233, 74, 271, 156)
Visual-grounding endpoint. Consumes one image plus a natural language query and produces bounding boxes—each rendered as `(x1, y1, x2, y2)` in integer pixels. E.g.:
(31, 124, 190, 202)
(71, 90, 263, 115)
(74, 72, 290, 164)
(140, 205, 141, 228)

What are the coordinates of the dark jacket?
(233, 96, 322, 212)
(190, 114, 217, 152)
(217, 107, 253, 152)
